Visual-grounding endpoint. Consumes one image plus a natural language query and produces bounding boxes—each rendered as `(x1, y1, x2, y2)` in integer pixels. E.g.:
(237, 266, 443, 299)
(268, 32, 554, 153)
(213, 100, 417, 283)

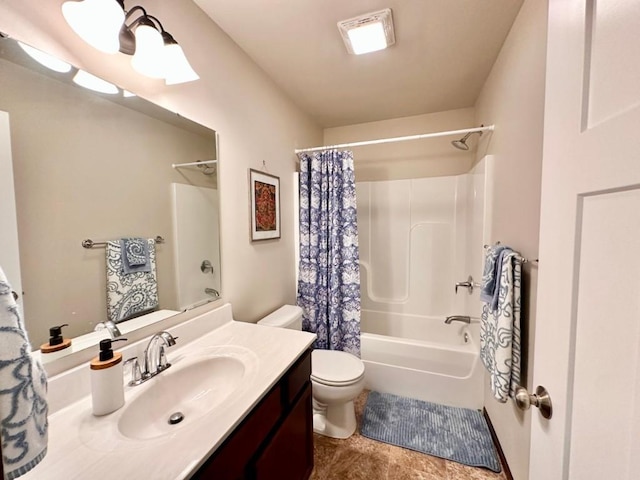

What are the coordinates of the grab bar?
(444, 315, 471, 325)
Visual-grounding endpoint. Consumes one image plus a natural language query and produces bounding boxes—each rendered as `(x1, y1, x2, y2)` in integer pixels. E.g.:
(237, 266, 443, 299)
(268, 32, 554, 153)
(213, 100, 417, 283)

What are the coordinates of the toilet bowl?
(258, 305, 365, 439)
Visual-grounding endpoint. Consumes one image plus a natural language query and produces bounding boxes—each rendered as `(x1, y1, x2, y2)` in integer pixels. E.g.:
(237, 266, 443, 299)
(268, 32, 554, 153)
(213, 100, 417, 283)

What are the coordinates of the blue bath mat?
(361, 391, 501, 472)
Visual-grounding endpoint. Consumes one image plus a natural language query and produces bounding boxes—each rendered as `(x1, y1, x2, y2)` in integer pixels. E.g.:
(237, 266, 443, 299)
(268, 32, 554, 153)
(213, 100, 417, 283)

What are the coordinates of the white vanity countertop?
(22, 304, 316, 480)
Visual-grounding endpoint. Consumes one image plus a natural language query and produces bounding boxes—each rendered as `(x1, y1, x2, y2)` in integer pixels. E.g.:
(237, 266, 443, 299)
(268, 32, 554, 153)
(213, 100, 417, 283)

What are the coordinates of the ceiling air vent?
(337, 8, 395, 55)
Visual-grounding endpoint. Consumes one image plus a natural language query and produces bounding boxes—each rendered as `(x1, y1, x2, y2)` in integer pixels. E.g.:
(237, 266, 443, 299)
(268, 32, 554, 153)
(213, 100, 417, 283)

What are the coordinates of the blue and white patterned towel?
(480, 244, 507, 309)
(480, 250, 522, 402)
(120, 237, 151, 274)
(106, 238, 159, 323)
(0, 266, 48, 479)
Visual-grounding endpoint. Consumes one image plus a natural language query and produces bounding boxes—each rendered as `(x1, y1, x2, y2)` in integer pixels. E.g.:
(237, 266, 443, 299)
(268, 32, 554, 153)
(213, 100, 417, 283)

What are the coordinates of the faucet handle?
(455, 275, 481, 294)
(158, 346, 171, 371)
(124, 357, 143, 386)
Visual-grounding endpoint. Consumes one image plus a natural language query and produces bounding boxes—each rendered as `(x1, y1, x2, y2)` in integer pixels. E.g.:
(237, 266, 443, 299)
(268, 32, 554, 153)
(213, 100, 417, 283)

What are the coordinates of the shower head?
(451, 130, 483, 151)
(196, 161, 217, 175)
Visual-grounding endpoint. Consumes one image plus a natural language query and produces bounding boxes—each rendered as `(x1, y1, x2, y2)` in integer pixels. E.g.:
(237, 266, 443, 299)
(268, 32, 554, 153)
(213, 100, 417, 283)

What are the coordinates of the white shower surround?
(357, 158, 492, 409)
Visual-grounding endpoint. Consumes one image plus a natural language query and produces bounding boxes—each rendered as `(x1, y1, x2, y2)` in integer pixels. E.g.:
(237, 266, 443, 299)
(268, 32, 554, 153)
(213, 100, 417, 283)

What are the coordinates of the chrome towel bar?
(82, 236, 165, 249)
(483, 242, 538, 264)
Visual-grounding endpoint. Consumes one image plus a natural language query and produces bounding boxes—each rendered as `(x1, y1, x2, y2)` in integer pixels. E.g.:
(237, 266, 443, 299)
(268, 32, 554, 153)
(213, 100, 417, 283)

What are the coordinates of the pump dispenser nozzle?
(41, 324, 72, 353)
(99, 338, 127, 361)
(49, 324, 69, 346)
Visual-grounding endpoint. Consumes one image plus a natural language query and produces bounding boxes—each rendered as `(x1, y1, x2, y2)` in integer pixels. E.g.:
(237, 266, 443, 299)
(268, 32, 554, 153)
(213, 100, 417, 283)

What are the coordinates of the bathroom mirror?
(0, 37, 221, 355)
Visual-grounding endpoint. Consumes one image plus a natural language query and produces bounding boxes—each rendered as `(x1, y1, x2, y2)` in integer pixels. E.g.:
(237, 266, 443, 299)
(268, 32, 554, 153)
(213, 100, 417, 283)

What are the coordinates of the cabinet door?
(194, 385, 283, 479)
(255, 384, 313, 480)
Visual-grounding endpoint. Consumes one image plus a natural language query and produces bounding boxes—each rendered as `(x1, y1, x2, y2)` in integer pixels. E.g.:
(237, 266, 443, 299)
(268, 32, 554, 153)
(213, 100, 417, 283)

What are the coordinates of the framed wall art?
(249, 169, 280, 241)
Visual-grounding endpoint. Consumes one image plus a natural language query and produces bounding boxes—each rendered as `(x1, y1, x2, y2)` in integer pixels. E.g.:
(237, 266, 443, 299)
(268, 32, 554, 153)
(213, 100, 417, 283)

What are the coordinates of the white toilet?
(258, 305, 365, 439)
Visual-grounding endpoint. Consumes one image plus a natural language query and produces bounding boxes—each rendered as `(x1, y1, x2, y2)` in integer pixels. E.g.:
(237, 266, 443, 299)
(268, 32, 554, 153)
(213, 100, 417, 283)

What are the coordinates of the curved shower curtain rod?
(294, 125, 494, 154)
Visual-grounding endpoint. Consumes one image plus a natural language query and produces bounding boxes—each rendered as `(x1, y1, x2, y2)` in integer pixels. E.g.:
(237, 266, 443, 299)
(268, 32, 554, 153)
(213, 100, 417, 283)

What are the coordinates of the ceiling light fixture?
(61, 0, 199, 84)
(18, 42, 73, 73)
(337, 8, 395, 55)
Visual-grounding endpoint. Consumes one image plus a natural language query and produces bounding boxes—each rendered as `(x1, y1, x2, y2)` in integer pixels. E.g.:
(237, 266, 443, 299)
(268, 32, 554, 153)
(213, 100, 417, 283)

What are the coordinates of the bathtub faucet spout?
(444, 315, 471, 325)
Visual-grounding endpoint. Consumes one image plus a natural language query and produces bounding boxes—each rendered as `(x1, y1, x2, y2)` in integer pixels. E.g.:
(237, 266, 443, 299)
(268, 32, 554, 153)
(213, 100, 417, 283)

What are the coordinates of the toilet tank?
(258, 305, 303, 330)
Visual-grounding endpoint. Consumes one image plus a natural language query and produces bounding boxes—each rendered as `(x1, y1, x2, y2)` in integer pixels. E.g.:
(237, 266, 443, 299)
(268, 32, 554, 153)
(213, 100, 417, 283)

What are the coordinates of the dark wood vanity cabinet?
(193, 348, 313, 480)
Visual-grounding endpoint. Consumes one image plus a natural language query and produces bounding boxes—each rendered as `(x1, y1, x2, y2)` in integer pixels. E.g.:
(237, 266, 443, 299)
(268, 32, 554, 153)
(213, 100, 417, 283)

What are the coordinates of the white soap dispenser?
(90, 338, 127, 416)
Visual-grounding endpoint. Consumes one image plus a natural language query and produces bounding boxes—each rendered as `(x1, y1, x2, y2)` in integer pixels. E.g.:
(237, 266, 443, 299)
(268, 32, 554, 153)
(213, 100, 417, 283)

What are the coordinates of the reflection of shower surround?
(356, 175, 474, 317)
(171, 183, 221, 311)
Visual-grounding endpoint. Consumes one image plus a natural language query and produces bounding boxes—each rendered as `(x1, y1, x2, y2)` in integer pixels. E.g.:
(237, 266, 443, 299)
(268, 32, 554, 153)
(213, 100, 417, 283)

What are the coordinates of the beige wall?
(0, 1, 322, 326)
(474, 1, 547, 478)
(324, 108, 476, 181)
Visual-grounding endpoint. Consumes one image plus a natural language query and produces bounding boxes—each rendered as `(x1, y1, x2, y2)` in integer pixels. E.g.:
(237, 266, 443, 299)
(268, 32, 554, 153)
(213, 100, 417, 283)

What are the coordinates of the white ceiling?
(194, 0, 524, 128)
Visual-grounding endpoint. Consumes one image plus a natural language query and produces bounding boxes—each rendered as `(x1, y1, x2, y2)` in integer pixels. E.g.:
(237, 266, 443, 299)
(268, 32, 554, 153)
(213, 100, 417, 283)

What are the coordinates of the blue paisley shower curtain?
(297, 149, 361, 357)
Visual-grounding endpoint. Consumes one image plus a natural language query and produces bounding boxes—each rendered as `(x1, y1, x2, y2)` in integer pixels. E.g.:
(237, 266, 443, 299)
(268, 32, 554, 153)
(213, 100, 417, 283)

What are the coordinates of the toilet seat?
(311, 349, 365, 386)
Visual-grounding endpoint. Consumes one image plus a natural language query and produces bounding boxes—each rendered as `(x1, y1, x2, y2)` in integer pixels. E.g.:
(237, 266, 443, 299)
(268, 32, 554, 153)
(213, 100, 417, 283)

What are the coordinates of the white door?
(0, 110, 23, 304)
(530, 1, 640, 479)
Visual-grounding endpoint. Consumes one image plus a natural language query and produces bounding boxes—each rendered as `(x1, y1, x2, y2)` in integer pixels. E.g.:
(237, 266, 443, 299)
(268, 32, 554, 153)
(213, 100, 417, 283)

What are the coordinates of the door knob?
(514, 385, 553, 419)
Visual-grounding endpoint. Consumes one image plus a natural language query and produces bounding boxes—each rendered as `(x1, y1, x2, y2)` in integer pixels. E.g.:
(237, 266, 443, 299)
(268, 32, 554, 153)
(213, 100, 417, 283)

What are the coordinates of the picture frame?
(249, 169, 281, 241)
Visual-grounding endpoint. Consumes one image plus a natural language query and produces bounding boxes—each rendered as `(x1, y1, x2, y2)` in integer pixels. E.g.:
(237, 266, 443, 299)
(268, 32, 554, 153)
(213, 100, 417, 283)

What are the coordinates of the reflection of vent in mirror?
(172, 184, 221, 310)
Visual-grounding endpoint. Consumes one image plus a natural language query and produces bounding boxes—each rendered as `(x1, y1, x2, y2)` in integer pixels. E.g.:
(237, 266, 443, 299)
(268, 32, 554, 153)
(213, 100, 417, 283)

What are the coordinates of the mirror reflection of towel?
(106, 239, 159, 323)
(0, 266, 48, 478)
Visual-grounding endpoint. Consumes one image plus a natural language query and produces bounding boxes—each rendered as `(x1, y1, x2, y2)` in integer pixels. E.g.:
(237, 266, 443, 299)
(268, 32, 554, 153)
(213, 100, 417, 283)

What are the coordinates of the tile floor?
(310, 390, 508, 480)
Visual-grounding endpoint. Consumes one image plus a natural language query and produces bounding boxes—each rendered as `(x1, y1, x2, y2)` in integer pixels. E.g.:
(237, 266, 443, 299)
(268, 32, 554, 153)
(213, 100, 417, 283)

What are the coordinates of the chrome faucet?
(205, 287, 220, 297)
(444, 315, 471, 325)
(94, 320, 122, 339)
(143, 331, 178, 376)
(124, 331, 178, 386)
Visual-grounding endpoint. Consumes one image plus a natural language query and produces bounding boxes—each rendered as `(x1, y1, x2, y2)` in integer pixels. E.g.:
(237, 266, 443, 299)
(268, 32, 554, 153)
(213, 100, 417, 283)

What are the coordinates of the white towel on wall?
(106, 238, 159, 323)
(479, 250, 522, 403)
(0, 266, 48, 479)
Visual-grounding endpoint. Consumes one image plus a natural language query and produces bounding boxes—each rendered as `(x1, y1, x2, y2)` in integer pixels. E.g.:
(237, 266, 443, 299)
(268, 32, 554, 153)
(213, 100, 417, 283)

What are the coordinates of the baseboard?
(483, 408, 514, 480)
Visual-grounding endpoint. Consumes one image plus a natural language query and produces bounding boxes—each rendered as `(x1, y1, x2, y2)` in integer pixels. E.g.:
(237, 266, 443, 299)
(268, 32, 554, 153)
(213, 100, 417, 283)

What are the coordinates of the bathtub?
(360, 310, 484, 409)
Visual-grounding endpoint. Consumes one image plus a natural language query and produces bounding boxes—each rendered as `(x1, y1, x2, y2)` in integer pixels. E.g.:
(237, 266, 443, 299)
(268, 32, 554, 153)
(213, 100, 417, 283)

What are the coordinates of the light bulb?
(62, 0, 125, 54)
(164, 43, 199, 85)
(131, 23, 165, 79)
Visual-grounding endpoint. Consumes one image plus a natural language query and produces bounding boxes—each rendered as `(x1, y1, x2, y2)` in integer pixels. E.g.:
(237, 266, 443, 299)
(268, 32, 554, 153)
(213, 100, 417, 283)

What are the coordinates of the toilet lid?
(311, 349, 365, 385)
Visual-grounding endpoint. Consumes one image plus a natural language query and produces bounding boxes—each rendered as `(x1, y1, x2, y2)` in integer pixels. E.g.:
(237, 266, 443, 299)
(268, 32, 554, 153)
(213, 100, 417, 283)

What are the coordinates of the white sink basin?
(117, 345, 258, 440)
